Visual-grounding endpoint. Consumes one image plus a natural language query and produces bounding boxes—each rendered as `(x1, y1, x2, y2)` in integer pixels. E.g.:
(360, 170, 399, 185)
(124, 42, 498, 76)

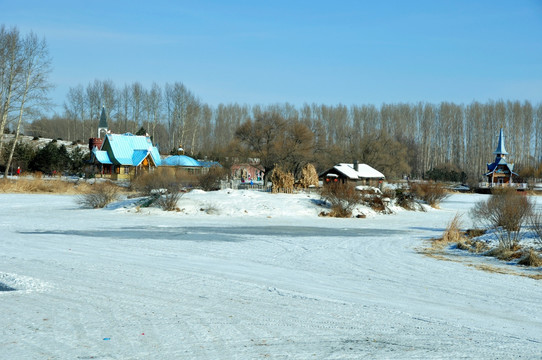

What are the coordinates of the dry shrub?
(77, 182, 119, 208)
(198, 166, 225, 191)
(518, 249, 542, 267)
(320, 182, 361, 218)
(132, 168, 188, 211)
(132, 168, 194, 195)
(470, 188, 533, 249)
(270, 165, 294, 193)
(471, 188, 533, 231)
(382, 187, 396, 200)
(298, 163, 319, 188)
(361, 193, 386, 212)
(410, 182, 449, 208)
(156, 190, 184, 211)
(394, 188, 424, 211)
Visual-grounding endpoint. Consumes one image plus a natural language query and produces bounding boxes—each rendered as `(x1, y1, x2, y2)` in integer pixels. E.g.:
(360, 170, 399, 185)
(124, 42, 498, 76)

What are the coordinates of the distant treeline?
(21, 79, 541, 182)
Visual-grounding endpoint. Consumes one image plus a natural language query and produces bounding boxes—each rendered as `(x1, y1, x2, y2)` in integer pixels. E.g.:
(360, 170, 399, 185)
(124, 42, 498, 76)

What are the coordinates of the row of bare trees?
(27, 79, 540, 181)
(0, 25, 53, 177)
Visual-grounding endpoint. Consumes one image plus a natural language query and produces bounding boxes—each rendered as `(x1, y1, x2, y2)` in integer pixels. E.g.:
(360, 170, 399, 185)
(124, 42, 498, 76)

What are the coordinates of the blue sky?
(3, 0, 542, 114)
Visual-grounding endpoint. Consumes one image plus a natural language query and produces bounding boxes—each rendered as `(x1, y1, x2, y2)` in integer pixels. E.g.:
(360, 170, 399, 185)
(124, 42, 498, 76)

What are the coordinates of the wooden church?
(484, 128, 518, 187)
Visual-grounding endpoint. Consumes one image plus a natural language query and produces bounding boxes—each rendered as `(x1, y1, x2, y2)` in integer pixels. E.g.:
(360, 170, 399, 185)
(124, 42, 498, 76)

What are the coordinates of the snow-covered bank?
(1, 192, 541, 359)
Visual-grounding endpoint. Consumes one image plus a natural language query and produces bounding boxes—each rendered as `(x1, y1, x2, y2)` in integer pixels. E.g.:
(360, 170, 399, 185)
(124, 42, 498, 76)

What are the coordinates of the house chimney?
(353, 159, 359, 172)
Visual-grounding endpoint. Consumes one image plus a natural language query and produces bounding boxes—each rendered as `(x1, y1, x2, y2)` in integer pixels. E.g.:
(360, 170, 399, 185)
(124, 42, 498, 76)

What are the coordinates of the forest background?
(2, 26, 542, 184)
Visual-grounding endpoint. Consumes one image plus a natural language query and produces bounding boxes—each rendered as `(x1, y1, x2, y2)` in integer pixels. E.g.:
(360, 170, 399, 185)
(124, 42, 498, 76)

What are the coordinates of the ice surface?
(0, 191, 540, 359)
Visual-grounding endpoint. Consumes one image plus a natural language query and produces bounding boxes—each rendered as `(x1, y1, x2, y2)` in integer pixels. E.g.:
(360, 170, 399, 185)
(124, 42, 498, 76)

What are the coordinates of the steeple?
(98, 106, 108, 138)
(493, 128, 508, 157)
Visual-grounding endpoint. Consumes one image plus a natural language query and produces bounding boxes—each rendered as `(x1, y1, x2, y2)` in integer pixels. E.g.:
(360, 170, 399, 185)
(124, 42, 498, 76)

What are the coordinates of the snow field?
(0, 192, 541, 359)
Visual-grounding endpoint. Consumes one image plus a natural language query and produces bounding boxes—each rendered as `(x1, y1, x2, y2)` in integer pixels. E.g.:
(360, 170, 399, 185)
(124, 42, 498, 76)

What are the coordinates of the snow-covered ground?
(1, 191, 541, 359)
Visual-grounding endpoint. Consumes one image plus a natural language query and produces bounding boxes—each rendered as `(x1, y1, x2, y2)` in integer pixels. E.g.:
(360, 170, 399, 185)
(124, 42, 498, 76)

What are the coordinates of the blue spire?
(493, 128, 508, 156)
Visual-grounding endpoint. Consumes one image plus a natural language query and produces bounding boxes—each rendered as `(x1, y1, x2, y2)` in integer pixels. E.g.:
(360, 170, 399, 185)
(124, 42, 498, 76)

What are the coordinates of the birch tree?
(4, 32, 52, 177)
(0, 26, 22, 161)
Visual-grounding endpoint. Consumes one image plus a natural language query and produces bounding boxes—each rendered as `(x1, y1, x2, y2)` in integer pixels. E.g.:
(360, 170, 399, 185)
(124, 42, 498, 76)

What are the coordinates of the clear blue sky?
(3, 0, 542, 114)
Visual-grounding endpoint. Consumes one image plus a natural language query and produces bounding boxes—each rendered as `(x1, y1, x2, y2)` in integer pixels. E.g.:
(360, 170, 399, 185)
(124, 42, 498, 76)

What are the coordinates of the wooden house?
(319, 162, 385, 186)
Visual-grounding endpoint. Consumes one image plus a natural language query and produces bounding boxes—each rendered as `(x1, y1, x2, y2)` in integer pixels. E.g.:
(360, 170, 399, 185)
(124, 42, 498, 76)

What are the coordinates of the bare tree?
(4, 32, 52, 177)
(64, 85, 86, 140)
(0, 26, 22, 161)
(130, 82, 144, 133)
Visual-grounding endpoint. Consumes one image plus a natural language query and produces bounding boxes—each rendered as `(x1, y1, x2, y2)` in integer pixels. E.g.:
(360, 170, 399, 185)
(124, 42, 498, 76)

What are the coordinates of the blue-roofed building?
(160, 154, 209, 175)
(162, 155, 201, 167)
(484, 128, 518, 187)
(90, 133, 161, 180)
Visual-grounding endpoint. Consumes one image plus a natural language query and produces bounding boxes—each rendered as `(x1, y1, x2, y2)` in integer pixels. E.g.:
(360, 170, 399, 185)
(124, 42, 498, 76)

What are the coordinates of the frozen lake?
(0, 192, 541, 359)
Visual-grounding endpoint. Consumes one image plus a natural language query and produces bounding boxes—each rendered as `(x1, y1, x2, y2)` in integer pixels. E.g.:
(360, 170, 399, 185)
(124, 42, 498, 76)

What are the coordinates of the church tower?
(98, 106, 108, 138)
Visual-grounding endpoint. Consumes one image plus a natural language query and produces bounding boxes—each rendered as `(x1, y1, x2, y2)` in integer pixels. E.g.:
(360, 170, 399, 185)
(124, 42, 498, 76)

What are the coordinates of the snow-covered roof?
(322, 163, 385, 180)
(355, 163, 386, 178)
(335, 163, 361, 179)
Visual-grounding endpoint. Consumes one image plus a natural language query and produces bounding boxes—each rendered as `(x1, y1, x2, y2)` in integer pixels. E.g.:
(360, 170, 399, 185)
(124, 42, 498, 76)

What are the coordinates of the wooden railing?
(478, 182, 528, 189)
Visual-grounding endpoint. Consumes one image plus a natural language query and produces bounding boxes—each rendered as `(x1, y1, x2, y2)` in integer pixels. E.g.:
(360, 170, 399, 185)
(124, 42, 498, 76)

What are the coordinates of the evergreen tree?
(29, 141, 71, 175)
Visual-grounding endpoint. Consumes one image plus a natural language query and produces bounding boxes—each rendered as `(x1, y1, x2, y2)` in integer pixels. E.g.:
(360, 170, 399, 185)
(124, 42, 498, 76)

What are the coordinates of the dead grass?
(518, 249, 542, 267)
(0, 177, 92, 194)
(442, 214, 464, 243)
(484, 246, 523, 261)
(419, 213, 542, 279)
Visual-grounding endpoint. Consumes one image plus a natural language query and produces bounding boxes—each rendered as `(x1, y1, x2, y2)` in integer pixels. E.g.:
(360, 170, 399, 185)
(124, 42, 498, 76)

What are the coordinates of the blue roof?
(199, 160, 222, 168)
(94, 133, 161, 166)
(162, 155, 202, 167)
(92, 149, 113, 164)
(493, 128, 509, 155)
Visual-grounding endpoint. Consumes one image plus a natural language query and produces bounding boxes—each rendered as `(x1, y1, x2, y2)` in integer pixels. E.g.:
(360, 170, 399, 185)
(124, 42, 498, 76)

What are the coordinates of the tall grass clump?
(77, 182, 119, 208)
(470, 188, 533, 250)
(320, 182, 361, 217)
(442, 213, 465, 244)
